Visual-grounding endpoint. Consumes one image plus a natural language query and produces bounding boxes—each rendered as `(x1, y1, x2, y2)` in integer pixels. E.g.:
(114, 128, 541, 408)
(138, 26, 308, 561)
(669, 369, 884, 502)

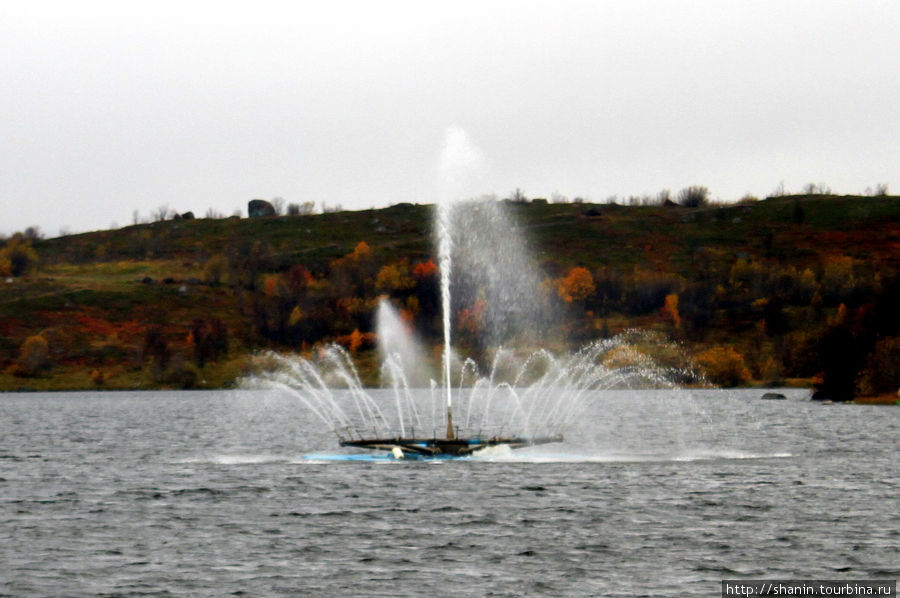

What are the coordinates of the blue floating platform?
(302, 452, 466, 462)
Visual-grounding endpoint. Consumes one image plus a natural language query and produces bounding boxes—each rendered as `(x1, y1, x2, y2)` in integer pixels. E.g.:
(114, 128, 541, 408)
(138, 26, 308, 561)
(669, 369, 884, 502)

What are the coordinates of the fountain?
(253, 323, 692, 457)
(248, 128, 699, 458)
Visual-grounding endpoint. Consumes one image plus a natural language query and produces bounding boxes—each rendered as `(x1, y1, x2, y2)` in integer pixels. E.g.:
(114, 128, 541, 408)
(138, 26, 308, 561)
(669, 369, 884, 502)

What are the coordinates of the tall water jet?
(438, 199, 454, 437)
(437, 126, 486, 438)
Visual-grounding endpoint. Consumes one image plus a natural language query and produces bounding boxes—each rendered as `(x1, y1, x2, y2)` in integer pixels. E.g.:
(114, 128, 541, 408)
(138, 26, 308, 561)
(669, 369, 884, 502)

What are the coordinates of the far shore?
(1, 379, 896, 406)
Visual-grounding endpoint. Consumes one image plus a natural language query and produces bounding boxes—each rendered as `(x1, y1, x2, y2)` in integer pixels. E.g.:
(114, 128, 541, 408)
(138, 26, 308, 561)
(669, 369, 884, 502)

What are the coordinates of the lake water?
(1, 389, 897, 597)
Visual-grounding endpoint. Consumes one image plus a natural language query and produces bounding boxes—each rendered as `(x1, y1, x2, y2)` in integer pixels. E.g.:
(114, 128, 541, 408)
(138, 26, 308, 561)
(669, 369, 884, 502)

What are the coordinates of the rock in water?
(761, 392, 787, 400)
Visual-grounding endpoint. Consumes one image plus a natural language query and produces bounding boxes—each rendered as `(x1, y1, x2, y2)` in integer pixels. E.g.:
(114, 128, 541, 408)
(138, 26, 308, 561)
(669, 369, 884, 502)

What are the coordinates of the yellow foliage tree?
(729, 258, 765, 294)
(0, 239, 38, 277)
(696, 346, 751, 387)
(822, 255, 855, 299)
(375, 264, 414, 293)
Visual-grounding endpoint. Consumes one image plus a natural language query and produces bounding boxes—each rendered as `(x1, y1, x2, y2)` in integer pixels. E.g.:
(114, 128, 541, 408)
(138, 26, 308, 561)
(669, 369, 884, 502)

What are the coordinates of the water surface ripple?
(1, 390, 897, 597)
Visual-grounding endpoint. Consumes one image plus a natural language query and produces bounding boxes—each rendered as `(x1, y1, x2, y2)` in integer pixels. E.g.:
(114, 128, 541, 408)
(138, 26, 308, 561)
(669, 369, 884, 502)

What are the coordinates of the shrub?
(677, 186, 709, 208)
(203, 254, 228, 285)
(287, 201, 316, 216)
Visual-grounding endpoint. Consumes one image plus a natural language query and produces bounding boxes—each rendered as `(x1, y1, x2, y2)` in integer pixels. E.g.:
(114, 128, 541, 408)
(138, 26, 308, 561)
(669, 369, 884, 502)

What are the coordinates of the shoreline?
(2, 383, 896, 405)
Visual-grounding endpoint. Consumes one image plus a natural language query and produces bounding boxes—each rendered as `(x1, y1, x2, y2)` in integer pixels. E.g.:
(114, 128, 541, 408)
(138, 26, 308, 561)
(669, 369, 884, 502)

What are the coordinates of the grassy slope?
(1, 195, 898, 391)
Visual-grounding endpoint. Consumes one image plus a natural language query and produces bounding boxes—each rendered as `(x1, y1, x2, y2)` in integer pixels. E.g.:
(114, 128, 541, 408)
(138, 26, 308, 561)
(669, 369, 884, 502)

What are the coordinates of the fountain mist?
(245, 127, 703, 455)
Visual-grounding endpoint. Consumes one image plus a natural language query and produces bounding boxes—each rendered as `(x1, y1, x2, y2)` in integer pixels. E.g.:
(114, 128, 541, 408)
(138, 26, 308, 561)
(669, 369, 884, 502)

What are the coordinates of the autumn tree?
(329, 241, 377, 298)
(13, 335, 50, 377)
(375, 262, 415, 295)
(557, 267, 596, 303)
(661, 293, 681, 328)
(695, 346, 751, 387)
(0, 238, 38, 277)
(821, 255, 856, 304)
(729, 259, 766, 298)
(348, 329, 363, 353)
(335, 328, 376, 354)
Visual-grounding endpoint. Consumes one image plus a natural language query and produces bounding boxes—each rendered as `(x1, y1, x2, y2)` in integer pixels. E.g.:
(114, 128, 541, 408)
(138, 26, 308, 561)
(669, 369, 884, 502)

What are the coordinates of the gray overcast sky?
(3, 0, 898, 236)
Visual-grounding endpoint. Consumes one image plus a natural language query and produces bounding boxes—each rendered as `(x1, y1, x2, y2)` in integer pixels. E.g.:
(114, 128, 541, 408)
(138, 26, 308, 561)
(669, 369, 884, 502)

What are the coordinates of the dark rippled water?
(1, 389, 897, 597)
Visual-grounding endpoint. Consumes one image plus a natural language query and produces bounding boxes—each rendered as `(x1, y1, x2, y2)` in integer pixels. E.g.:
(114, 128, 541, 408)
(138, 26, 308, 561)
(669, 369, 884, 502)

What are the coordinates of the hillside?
(1, 195, 899, 399)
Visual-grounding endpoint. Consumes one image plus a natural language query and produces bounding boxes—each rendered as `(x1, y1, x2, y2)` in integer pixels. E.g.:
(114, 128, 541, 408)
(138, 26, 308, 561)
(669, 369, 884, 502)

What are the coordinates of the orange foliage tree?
(412, 259, 438, 279)
(557, 267, 596, 303)
(348, 329, 363, 353)
(661, 293, 681, 328)
(336, 328, 376, 354)
(348, 241, 372, 262)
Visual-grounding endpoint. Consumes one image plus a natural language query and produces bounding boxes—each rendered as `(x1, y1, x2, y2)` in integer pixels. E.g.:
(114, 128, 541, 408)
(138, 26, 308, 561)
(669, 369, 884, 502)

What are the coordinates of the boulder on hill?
(248, 199, 276, 218)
